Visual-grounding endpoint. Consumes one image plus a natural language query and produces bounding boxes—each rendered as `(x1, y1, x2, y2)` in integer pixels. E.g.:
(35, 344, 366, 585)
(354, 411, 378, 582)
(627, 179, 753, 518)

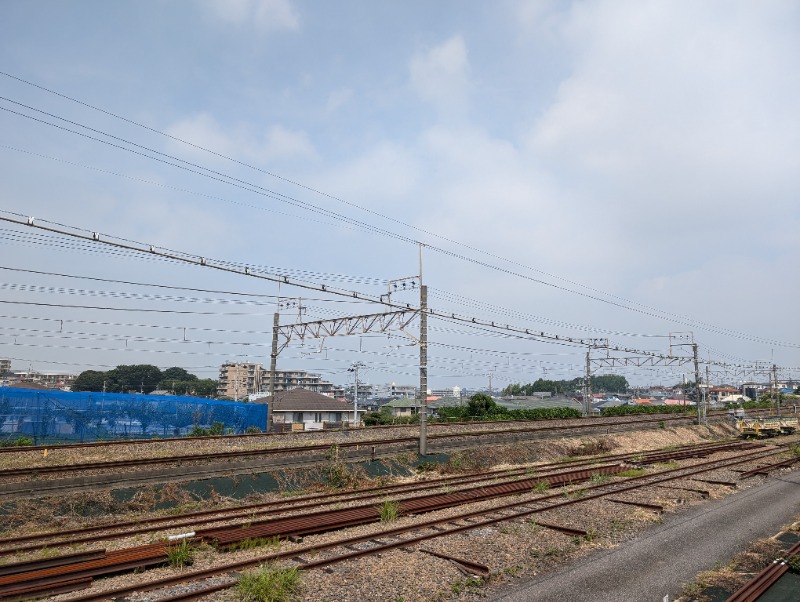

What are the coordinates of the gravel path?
(490, 468, 800, 601)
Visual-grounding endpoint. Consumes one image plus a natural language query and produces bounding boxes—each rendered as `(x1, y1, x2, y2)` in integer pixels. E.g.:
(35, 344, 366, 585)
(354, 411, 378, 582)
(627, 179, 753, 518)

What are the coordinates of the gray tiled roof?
(272, 389, 356, 412)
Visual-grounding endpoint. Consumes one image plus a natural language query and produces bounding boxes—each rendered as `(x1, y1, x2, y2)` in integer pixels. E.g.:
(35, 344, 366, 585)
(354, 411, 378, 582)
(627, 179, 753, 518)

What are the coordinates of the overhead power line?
(1, 85, 790, 345)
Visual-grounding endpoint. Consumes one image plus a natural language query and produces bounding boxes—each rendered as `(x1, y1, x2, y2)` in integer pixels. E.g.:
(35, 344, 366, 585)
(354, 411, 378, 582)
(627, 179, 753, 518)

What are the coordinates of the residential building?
(372, 382, 417, 400)
(262, 369, 345, 397)
(217, 362, 262, 400)
(0, 359, 10, 375)
(4, 369, 76, 389)
(217, 363, 345, 400)
(270, 389, 365, 429)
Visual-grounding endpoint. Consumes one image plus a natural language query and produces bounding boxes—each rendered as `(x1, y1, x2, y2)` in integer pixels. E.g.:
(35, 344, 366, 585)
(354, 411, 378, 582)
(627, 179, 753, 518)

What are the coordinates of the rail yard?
(1, 413, 799, 601)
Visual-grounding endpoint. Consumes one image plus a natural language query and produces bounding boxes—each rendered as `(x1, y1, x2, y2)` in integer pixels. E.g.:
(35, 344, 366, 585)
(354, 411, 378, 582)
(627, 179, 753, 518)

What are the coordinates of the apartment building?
(217, 362, 262, 400)
(0, 359, 10, 375)
(263, 369, 345, 397)
(217, 363, 344, 400)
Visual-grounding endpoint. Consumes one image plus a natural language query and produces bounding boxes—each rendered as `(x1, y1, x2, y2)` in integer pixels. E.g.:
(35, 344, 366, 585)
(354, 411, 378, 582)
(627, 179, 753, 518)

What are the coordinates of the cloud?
(409, 35, 472, 112)
(165, 113, 316, 164)
(204, 0, 300, 32)
(325, 88, 353, 114)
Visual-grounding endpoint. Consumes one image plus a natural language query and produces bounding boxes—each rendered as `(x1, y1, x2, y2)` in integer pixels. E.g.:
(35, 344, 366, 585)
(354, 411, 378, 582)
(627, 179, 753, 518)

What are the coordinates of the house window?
(314, 412, 323, 422)
(333, 412, 342, 422)
(293, 412, 303, 423)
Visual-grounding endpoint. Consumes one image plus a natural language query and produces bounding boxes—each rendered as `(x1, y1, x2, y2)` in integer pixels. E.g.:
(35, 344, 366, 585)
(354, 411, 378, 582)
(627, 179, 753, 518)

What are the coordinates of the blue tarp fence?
(0, 387, 267, 443)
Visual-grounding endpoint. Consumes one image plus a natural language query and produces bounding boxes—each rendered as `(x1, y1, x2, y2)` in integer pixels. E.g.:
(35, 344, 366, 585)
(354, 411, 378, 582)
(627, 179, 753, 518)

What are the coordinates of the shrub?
(0, 436, 34, 447)
(237, 564, 300, 602)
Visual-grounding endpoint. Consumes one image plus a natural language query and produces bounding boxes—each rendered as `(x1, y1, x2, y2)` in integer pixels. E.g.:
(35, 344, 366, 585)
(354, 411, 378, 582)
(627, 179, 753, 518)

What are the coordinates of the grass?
(237, 564, 301, 602)
(228, 536, 281, 553)
(590, 472, 610, 484)
(618, 468, 647, 478)
(166, 538, 194, 568)
(450, 576, 484, 594)
(378, 499, 400, 523)
(531, 480, 549, 493)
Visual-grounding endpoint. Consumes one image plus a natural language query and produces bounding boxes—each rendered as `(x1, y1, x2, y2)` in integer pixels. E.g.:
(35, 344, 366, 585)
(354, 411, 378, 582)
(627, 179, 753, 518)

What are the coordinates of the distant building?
(4, 368, 76, 390)
(217, 362, 262, 400)
(372, 382, 417, 400)
(0, 358, 11, 375)
(217, 363, 344, 400)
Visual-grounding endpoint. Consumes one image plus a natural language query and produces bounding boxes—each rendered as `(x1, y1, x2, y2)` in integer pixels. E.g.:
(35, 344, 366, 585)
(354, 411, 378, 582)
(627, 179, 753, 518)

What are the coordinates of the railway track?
(0, 440, 794, 601)
(0, 413, 731, 483)
(0, 440, 748, 557)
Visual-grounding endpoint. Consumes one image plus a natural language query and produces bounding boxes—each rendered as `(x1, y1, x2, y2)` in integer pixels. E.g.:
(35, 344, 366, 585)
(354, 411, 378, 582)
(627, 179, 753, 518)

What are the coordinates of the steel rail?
(0, 407, 762, 457)
(0, 440, 746, 557)
(0, 413, 730, 481)
(725, 540, 800, 601)
(54, 446, 788, 602)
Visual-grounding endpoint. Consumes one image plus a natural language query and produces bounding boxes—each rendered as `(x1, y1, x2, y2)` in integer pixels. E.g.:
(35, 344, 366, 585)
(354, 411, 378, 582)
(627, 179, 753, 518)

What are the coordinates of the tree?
(162, 367, 197, 382)
(466, 393, 500, 417)
(591, 375, 629, 393)
(106, 365, 163, 393)
(72, 370, 107, 392)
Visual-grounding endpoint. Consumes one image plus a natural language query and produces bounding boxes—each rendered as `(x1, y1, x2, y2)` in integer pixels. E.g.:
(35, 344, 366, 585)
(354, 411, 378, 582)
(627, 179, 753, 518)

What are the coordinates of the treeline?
(72, 365, 217, 397)
(501, 374, 629, 396)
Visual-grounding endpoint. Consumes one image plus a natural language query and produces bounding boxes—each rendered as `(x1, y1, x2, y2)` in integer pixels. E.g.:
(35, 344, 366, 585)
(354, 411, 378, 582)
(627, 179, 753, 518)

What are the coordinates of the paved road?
(491, 470, 800, 601)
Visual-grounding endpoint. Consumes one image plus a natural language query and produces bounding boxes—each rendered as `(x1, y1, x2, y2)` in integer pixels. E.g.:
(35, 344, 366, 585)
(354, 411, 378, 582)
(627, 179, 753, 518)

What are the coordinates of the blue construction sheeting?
(0, 387, 267, 443)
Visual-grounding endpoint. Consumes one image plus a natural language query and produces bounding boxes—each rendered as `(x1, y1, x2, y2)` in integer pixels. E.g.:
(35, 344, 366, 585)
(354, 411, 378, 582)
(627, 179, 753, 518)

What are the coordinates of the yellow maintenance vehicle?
(736, 416, 798, 437)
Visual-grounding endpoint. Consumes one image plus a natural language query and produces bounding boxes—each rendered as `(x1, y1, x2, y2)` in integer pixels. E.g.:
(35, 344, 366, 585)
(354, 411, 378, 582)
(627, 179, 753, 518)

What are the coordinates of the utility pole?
(706, 364, 710, 412)
(585, 350, 592, 417)
(349, 361, 366, 426)
(692, 343, 703, 425)
(773, 364, 780, 417)
(268, 311, 279, 432)
(419, 243, 428, 456)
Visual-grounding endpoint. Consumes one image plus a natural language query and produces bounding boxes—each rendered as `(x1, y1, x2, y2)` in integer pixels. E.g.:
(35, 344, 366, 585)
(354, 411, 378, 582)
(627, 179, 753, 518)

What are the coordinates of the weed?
(416, 461, 437, 473)
(378, 499, 400, 523)
(572, 536, 583, 545)
(166, 539, 194, 569)
(618, 468, 647, 478)
(658, 421, 666, 429)
(590, 472, 610, 484)
(324, 444, 340, 461)
(451, 576, 484, 593)
(228, 536, 281, 553)
(504, 564, 522, 577)
(584, 529, 597, 542)
(530, 549, 540, 558)
(531, 480, 549, 493)
(544, 547, 560, 557)
(237, 564, 300, 602)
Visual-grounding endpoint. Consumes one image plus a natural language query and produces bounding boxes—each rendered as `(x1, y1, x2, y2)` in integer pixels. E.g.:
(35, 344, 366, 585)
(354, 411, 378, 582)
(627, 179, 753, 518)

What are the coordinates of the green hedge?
(600, 405, 693, 417)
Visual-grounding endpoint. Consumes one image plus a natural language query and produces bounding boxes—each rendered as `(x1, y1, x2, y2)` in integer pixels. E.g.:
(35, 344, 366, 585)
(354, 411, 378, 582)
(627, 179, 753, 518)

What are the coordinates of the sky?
(0, 0, 798, 392)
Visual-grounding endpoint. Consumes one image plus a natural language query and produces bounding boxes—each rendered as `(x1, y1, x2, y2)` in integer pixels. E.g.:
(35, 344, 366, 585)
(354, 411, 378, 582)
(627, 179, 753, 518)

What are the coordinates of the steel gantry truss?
(275, 310, 419, 354)
(590, 356, 694, 369)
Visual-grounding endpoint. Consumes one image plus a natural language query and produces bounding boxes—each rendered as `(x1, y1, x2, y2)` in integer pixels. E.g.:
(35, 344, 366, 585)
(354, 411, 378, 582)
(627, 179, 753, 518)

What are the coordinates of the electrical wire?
(2, 91, 792, 346)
